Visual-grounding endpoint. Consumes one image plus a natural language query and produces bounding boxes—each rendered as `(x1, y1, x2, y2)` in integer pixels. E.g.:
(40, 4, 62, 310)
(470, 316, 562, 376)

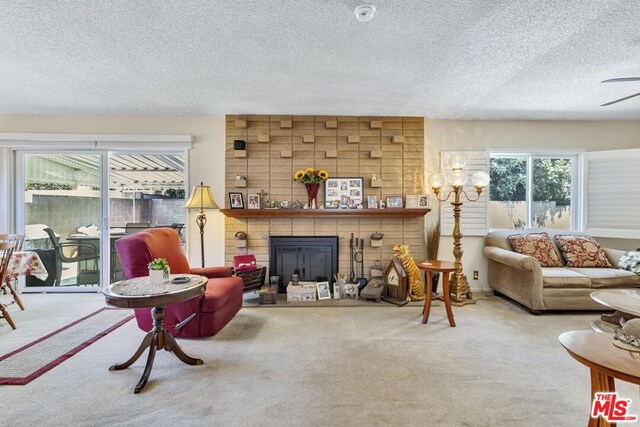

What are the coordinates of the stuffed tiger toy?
(392, 244, 425, 301)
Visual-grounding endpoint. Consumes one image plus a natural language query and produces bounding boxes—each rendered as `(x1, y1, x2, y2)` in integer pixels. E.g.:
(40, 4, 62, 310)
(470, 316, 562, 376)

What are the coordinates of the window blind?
(586, 148, 640, 238)
(439, 151, 489, 237)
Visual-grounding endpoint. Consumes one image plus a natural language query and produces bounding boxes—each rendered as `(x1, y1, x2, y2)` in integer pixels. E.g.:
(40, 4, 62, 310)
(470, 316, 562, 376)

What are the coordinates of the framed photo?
(325, 177, 363, 209)
(405, 195, 419, 209)
(247, 194, 260, 209)
(418, 194, 429, 208)
(367, 195, 378, 209)
(316, 281, 331, 300)
(386, 195, 403, 209)
(229, 192, 244, 209)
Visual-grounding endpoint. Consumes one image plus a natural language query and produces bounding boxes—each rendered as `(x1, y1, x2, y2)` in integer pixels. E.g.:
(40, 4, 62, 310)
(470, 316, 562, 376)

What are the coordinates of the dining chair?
(0, 234, 25, 311)
(125, 222, 151, 235)
(43, 228, 99, 286)
(0, 241, 17, 329)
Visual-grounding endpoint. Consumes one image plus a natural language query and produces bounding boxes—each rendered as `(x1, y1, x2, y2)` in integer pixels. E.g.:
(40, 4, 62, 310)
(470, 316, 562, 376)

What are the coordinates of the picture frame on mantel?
(386, 195, 403, 209)
(229, 192, 244, 209)
(325, 177, 364, 209)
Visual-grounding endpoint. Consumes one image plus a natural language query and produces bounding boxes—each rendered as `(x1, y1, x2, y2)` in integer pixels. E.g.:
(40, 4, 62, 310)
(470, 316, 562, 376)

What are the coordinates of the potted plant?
(148, 258, 170, 284)
(426, 220, 441, 294)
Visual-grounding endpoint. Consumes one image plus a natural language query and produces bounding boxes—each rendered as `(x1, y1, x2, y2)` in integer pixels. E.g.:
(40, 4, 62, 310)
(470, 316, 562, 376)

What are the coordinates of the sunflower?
(318, 170, 329, 179)
(294, 170, 305, 180)
(304, 167, 314, 174)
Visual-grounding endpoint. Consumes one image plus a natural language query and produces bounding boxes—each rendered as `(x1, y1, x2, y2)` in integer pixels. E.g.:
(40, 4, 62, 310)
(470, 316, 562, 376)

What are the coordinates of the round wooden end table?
(417, 260, 457, 327)
(590, 290, 640, 333)
(559, 330, 640, 426)
(103, 274, 207, 393)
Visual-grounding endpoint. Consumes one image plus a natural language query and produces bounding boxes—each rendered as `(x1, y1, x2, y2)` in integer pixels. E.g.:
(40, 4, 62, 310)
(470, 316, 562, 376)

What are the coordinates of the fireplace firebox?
(269, 236, 339, 293)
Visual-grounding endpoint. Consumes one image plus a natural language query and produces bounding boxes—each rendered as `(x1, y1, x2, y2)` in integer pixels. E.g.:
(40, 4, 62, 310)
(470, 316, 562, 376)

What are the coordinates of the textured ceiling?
(1, 1, 640, 120)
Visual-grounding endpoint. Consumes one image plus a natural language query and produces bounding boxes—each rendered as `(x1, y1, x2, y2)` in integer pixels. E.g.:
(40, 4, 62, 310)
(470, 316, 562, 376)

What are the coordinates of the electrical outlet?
(473, 270, 479, 280)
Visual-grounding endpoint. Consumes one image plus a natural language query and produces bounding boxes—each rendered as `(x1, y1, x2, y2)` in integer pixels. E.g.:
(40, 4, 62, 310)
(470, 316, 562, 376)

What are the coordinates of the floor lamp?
(184, 182, 219, 268)
(429, 154, 490, 305)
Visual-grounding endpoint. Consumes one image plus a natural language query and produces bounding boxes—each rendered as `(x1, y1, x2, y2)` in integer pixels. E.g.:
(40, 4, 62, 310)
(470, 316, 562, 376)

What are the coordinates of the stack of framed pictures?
(324, 177, 364, 209)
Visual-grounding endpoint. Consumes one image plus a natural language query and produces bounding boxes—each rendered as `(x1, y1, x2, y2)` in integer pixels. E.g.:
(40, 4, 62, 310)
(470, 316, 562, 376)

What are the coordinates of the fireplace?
(269, 236, 339, 293)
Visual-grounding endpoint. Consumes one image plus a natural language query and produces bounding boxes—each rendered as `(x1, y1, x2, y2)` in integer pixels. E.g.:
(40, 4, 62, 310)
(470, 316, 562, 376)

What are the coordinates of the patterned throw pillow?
(507, 232, 562, 267)
(619, 251, 640, 274)
(554, 235, 613, 268)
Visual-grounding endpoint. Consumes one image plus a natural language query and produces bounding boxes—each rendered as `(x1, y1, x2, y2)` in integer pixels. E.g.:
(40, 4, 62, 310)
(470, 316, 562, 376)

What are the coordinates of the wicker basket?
(235, 266, 267, 292)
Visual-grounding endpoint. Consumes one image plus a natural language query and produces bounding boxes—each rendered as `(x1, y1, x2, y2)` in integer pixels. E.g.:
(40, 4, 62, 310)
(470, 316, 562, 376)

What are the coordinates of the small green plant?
(148, 258, 169, 271)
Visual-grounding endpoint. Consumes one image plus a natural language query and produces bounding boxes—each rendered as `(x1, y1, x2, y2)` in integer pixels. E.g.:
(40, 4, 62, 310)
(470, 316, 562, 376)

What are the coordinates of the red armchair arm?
(190, 266, 233, 278)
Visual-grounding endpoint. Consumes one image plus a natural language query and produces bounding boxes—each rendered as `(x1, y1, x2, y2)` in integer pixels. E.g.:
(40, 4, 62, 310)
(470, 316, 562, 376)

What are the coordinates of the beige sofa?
(483, 228, 640, 314)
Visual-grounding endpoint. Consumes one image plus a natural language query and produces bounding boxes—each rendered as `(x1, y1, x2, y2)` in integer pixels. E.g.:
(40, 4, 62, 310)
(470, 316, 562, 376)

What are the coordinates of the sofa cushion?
(507, 232, 562, 267)
(554, 235, 613, 268)
(568, 268, 640, 288)
(200, 277, 244, 313)
(619, 251, 640, 274)
(542, 267, 592, 288)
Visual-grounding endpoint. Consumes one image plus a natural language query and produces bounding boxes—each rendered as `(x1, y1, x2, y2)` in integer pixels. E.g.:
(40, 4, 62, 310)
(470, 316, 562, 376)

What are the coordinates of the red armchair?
(115, 228, 243, 338)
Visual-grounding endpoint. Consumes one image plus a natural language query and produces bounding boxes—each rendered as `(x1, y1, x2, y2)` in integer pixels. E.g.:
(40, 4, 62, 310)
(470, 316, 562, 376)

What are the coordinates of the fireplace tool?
(354, 238, 367, 290)
(349, 233, 356, 283)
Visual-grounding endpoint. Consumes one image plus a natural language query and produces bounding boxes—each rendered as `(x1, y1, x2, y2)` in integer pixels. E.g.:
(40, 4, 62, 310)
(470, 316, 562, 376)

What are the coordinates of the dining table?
(65, 233, 125, 284)
(3, 251, 49, 326)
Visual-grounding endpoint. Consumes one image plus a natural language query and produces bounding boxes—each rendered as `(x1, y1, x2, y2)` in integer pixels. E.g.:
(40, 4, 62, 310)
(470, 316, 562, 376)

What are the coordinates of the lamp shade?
(184, 182, 219, 210)
(449, 170, 467, 187)
(471, 171, 490, 188)
(429, 173, 444, 190)
(448, 154, 467, 170)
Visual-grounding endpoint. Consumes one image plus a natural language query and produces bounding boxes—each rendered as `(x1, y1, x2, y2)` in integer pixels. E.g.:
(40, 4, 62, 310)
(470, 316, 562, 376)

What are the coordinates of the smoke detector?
(354, 4, 376, 22)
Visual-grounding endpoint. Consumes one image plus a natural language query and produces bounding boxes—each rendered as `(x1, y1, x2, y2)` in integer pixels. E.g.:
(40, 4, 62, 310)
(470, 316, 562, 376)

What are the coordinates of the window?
(489, 153, 577, 230)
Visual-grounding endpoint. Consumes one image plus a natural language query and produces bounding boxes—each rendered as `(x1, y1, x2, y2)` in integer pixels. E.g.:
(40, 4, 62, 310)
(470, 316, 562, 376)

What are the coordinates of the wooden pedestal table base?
(559, 331, 640, 427)
(109, 305, 203, 393)
(103, 274, 207, 393)
(417, 260, 457, 327)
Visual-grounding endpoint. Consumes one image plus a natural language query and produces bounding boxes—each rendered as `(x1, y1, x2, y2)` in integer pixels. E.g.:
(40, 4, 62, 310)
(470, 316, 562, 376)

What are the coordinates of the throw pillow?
(619, 251, 640, 274)
(507, 232, 562, 267)
(554, 235, 613, 268)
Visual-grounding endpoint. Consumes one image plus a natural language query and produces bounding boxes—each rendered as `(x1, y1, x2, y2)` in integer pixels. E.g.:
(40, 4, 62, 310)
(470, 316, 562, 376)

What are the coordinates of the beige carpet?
(1, 293, 639, 427)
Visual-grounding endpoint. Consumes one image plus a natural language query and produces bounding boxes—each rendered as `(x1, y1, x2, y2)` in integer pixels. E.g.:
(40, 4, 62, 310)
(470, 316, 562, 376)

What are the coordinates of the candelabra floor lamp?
(429, 154, 490, 305)
(184, 182, 219, 268)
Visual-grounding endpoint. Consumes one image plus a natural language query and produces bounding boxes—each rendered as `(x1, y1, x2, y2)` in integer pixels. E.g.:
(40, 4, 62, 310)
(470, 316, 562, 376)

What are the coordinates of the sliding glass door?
(16, 151, 186, 292)
(18, 152, 105, 291)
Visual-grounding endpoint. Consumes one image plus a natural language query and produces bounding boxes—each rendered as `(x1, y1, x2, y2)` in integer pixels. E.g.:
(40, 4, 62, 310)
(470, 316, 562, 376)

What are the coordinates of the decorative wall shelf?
(221, 208, 430, 219)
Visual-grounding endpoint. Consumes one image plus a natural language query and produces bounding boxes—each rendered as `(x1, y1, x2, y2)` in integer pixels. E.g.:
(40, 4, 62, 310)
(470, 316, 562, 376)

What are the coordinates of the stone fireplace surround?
(224, 115, 426, 281)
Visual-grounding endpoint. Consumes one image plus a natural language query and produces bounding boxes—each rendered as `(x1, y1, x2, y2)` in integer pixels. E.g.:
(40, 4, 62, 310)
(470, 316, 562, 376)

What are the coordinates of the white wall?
(0, 114, 227, 267)
(424, 119, 640, 290)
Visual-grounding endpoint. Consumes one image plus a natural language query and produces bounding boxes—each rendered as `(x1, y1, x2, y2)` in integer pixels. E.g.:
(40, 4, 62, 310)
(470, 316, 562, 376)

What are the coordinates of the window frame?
(489, 151, 581, 231)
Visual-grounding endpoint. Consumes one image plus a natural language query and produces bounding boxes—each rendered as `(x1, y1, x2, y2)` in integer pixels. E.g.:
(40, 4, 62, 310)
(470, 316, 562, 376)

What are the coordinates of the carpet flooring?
(1, 293, 639, 427)
(0, 307, 133, 384)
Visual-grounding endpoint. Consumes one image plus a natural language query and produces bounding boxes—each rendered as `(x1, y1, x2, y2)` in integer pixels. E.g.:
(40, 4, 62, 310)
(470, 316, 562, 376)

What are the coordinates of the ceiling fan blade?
(601, 91, 640, 107)
(602, 77, 640, 83)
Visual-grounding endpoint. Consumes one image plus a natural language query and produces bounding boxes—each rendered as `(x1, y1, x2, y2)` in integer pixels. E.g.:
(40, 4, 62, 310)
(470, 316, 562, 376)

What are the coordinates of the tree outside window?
(489, 155, 574, 230)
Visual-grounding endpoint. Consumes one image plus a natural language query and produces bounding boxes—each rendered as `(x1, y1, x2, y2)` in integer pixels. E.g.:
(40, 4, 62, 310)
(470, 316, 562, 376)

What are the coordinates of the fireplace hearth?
(269, 236, 339, 293)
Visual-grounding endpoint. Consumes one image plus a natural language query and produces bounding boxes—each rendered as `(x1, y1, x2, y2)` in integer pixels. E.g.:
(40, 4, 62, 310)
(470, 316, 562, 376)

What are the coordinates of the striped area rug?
(0, 308, 134, 385)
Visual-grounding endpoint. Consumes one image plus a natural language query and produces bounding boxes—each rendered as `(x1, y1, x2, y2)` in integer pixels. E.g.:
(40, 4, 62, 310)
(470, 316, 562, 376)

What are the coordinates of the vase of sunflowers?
(294, 168, 329, 208)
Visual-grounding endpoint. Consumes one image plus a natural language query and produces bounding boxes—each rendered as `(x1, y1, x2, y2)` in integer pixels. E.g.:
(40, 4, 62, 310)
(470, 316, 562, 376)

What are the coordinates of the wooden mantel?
(220, 208, 430, 219)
